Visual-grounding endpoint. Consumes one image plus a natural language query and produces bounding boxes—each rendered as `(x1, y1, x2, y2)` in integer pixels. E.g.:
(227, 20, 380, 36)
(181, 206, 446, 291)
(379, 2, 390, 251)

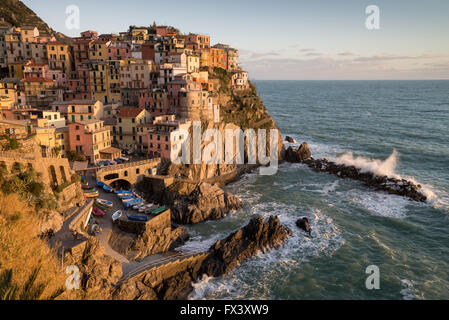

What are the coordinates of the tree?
(66, 150, 87, 162)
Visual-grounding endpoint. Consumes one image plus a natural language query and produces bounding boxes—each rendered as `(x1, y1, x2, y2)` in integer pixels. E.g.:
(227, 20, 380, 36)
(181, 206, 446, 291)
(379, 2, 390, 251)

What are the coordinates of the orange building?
(210, 46, 227, 70)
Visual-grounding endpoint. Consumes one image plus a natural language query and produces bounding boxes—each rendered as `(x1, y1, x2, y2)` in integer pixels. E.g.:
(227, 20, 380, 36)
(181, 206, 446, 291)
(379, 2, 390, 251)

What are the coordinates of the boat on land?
(139, 203, 154, 212)
(92, 206, 105, 217)
(133, 203, 146, 210)
(151, 206, 167, 215)
(114, 189, 133, 195)
(96, 198, 113, 207)
(83, 187, 96, 193)
(120, 195, 136, 201)
(96, 181, 105, 187)
(84, 190, 99, 198)
(103, 184, 113, 192)
(126, 214, 149, 222)
(112, 210, 122, 222)
(124, 198, 144, 210)
(81, 184, 91, 189)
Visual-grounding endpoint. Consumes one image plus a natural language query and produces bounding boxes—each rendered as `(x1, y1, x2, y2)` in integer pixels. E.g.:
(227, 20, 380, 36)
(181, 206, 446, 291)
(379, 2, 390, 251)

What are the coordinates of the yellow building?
(87, 60, 121, 104)
(112, 107, 151, 151)
(88, 40, 108, 61)
(47, 42, 73, 74)
(8, 63, 25, 78)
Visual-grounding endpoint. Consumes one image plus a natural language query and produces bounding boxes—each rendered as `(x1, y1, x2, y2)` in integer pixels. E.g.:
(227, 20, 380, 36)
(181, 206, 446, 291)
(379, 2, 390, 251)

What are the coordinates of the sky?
(22, 0, 449, 80)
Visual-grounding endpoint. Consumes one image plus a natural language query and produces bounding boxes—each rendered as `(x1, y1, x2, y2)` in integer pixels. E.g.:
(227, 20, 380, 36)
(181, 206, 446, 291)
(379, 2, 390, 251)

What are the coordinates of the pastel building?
(68, 119, 112, 163)
(147, 114, 191, 159)
(112, 107, 150, 151)
(51, 100, 104, 123)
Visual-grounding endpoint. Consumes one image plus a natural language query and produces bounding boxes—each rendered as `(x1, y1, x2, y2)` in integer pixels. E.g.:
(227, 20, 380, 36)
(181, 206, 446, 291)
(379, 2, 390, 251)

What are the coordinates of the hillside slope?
(0, 0, 66, 39)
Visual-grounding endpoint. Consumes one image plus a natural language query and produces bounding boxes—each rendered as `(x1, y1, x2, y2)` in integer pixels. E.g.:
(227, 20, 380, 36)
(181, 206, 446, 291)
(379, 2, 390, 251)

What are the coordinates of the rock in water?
(302, 158, 427, 202)
(285, 142, 312, 163)
(285, 136, 296, 143)
(296, 217, 312, 235)
(200, 216, 292, 277)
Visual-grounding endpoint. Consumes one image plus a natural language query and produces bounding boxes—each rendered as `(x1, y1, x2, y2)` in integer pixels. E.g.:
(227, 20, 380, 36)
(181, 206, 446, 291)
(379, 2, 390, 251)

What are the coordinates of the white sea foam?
(347, 191, 409, 219)
(400, 279, 423, 300)
(333, 150, 443, 204)
(189, 202, 345, 299)
(333, 149, 399, 178)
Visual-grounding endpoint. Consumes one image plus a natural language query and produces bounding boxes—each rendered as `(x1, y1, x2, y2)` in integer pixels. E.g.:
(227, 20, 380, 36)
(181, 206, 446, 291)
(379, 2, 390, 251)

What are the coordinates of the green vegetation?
(8, 138, 19, 150)
(0, 166, 45, 203)
(66, 150, 87, 162)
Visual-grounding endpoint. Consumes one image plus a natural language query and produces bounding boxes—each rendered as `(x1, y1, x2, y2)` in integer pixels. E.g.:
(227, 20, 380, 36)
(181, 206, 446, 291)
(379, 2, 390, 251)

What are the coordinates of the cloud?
(304, 52, 323, 57)
(338, 52, 354, 56)
(299, 48, 315, 52)
(239, 54, 449, 80)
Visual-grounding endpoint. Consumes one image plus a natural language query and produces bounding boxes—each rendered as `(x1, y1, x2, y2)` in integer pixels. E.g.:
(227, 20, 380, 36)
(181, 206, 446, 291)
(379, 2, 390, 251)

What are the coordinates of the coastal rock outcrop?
(113, 216, 291, 300)
(170, 182, 243, 224)
(200, 215, 292, 277)
(285, 136, 297, 143)
(64, 237, 122, 296)
(303, 157, 427, 202)
(285, 142, 312, 163)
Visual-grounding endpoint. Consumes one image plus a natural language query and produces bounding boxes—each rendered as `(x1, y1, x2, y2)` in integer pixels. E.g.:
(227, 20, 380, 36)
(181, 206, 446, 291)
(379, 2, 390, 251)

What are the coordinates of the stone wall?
(115, 208, 171, 235)
(0, 149, 74, 191)
(68, 199, 94, 232)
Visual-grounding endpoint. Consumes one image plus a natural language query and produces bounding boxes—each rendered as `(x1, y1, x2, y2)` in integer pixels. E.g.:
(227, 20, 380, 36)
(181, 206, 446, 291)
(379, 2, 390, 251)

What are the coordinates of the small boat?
(120, 195, 136, 200)
(83, 187, 96, 193)
(96, 181, 105, 188)
(103, 184, 113, 192)
(126, 214, 149, 222)
(96, 198, 113, 207)
(112, 210, 122, 222)
(151, 206, 167, 215)
(115, 189, 133, 195)
(84, 191, 99, 198)
(139, 203, 154, 212)
(124, 198, 144, 210)
(133, 203, 145, 210)
(92, 206, 105, 217)
(81, 184, 91, 189)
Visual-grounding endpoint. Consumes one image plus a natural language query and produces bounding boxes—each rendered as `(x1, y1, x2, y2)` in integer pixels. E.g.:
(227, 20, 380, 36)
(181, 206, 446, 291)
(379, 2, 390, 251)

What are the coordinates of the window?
(76, 135, 80, 141)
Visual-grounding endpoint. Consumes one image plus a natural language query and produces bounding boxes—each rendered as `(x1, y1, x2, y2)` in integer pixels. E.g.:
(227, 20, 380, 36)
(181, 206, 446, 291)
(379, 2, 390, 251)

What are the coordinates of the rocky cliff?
(114, 215, 291, 300)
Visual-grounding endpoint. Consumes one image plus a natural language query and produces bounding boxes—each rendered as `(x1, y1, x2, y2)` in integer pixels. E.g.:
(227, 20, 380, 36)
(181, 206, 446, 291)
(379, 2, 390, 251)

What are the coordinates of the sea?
(181, 80, 449, 300)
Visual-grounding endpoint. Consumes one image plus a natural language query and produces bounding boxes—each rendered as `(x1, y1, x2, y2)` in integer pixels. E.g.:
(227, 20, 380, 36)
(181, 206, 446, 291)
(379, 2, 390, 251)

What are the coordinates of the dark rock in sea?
(200, 215, 292, 277)
(296, 217, 312, 235)
(285, 142, 312, 163)
(302, 157, 427, 202)
(113, 216, 291, 300)
(285, 136, 296, 143)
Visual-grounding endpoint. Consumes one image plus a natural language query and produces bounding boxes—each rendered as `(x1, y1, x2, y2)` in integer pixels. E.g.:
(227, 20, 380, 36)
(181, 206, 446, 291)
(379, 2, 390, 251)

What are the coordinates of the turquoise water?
(183, 80, 449, 300)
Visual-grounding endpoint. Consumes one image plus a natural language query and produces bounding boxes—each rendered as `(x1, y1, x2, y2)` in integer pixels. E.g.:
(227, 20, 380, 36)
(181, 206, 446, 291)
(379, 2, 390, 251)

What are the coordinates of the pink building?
(147, 115, 191, 159)
(68, 119, 112, 163)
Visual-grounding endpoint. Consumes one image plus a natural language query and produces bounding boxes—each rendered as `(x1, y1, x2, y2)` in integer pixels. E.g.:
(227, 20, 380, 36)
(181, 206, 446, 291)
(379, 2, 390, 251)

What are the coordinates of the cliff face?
(0, 0, 67, 39)
(166, 82, 285, 183)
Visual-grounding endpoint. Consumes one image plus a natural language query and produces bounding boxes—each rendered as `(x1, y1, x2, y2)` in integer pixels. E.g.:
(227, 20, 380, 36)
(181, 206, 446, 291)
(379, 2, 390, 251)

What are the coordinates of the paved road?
(86, 174, 130, 264)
